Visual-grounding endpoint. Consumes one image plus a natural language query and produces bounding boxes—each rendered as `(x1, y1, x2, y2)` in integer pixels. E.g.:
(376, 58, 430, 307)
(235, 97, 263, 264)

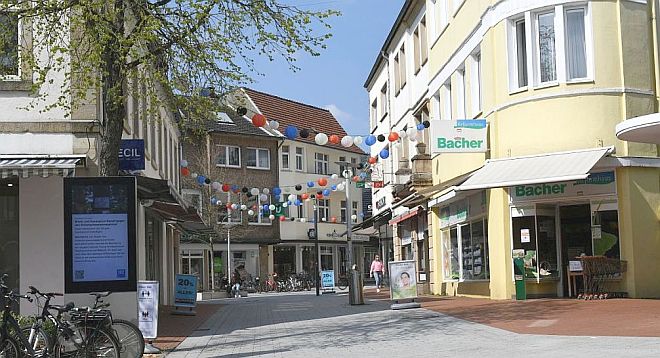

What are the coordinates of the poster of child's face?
(388, 261, 418, 300)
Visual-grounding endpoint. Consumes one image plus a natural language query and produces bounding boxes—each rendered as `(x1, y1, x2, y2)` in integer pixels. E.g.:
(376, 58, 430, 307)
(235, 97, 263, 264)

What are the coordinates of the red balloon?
(226, 202, 232, 209)
(279, 216, 286, 222)
(352, 176, 360, 182)
(317, 178, 328, 187)
(317, 194, 324, 199)
(331, 216, 337, 223)
(388, 132, 399, 142)
(251, 113, 267, 127)
(368, 157, 377, 164)
(301, 193, 309, 200)
(181, 167, 190, 176)
(329, 134, 340, 144)
(222, 183, 230, 192)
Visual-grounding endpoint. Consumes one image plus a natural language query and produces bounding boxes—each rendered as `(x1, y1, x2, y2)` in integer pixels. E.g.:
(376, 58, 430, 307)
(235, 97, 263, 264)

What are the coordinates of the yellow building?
(412, 0, 660, 299)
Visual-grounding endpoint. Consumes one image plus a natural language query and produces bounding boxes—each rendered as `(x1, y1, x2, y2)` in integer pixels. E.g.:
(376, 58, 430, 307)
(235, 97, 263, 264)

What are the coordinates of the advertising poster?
(174, 274, 198, 308)
(321, 270, 335, 289)
(388, 260, 418, 300)
(137, 281, 159, 339)
(64, 177, 136, 293)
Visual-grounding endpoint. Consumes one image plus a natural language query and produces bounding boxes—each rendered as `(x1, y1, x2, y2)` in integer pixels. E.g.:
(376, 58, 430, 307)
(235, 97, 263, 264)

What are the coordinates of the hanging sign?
(373, 181, 384, 188)
(137, 281, 159, 340)
(119, 139, 145, 171)
(356, 181, 366, 188)
(431, 120, 487, 153)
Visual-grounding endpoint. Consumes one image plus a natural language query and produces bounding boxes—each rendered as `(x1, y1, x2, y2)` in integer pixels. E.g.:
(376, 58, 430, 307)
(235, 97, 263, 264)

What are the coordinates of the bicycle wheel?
(337, 278, 348, 290)
(54, 327, 120, 358)
(0, 336, 20, 358)
(20, 325, 50, 357)
(111, 319, 144, 358)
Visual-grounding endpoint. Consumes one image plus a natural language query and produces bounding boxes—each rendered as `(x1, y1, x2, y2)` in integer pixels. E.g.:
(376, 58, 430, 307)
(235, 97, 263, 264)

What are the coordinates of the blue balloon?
(210, 196, 217, 204)
(417, 123, 425, 130)
(380, 148, 390, 159)
(273, 187, 282, 196)
(331, 185, 337, 191)
(196, 175, 206, 185)
(365, 135, 377, 146)
(284, 125, 299, 139)
(231, 185, 239, 191)
(263, 204, 270, 211)
(295, 199, 302, 206)
(287, 201, 292, 205)
(360, 212, 365, 218)
(359, 172, 367, 179)
(307, 181, 315, 188)
(323, 189, 331, 196)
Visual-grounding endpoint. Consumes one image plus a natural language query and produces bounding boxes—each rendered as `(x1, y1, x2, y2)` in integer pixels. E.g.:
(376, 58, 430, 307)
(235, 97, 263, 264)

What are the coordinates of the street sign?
(137, 281, 159, 339)
(356, 181, 365, 188)
(373, 181, 384, 188)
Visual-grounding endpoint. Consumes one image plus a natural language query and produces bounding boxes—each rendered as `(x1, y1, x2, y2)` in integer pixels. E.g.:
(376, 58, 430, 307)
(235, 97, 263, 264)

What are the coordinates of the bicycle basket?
(69, 310, 113, 327)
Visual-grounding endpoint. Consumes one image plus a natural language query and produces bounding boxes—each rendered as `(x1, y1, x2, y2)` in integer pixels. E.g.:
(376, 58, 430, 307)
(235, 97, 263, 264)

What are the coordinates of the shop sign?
(439, 201, 467, 228)
(376, 197, 387, 210)
(321, 270, 335, 289)
(373, 181, 384, 188)
(401, 237, 412, 246)
(174, 274, 198, 308)
(118, 139, 145, 171)
(274, 203, 285, 217)
(511, 172, 616, 203)
(431, 119, 487, 154)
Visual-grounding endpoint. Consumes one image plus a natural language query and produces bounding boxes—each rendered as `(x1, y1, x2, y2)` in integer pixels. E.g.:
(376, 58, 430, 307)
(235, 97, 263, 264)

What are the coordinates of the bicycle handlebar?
(29, 285, 63, 297)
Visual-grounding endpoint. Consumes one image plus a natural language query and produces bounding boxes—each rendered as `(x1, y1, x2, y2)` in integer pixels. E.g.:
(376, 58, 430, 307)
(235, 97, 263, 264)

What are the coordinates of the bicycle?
(336, 273, 349, 290)
(90, 291, 144, 358)
(1, 274, 35, 358)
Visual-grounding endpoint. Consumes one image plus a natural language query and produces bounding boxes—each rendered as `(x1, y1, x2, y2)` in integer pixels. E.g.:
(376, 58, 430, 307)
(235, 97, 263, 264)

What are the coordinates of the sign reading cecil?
(388, 260, 418, 300)
(431, 119, 487, 153)
(321, 270, 335, 289)
(174, 274, 198, 308)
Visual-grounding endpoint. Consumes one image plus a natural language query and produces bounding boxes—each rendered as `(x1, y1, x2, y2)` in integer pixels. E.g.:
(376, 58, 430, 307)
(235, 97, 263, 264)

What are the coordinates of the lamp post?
(342, 169, 354, 292)
(314, 198, 320, 296)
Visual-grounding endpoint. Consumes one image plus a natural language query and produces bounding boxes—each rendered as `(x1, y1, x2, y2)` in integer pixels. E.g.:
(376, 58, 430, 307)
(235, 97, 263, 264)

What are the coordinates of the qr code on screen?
(75, 270, 85, 280)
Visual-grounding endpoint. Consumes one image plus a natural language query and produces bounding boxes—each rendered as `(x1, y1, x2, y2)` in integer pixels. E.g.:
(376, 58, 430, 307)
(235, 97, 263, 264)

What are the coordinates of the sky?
(247, 0, 403, 137)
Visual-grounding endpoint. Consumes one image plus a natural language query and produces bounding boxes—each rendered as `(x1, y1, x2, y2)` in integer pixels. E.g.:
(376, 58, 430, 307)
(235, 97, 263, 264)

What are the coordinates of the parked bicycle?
(90, 291, 144, 358)
(1, 274, 35, 357)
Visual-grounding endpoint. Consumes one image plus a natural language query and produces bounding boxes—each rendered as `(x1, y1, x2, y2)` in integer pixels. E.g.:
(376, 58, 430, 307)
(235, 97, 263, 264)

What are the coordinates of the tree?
(0, 0, 337, 175)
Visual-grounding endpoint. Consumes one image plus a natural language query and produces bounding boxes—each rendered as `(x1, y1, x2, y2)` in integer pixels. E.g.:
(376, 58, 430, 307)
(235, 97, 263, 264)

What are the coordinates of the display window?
(441, 219, 489, 282)
(511, 205, 558, 280)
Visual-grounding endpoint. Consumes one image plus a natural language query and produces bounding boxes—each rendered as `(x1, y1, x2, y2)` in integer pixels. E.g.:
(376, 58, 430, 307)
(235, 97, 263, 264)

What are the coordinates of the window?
(0, 11, 19, 78)
(512, 18, 528, 89)
(455, 68, 466, 119)
(352, 201, 359, 223)
(248, 194, 271, 224)
(565, 7, 587, 80)
(370, 99, 377, 127)
(379, 84, 388, 118)
(315, 153, 328, 175)
(413, 16, 428, 73)
(217, 145, 241, 168)
(297, 202, 305, 219)
(295, 147, 304, 171)
(415, 105, 430, 144)
(282, 145, 290, 170)
(434, 0, 448, 39)
(150, 117, 157, 166)
(394, 54, 401, 94)
(443, 220, 489, 281)
(512, 208, 557, 280)
(341, 200, 347, 223)
(452, 0, 465, 15)
(246, 148, 270, 170)
(317, 199, 330, 222)
(536, 11, 557, 83)
(339, 156, 346, 175)
(470, 52, 482, 116)
(218, 194, 242, 223)
(441, 81, 452, 120)
(182, 189, 202, 212)
(394, 45, 406, 95)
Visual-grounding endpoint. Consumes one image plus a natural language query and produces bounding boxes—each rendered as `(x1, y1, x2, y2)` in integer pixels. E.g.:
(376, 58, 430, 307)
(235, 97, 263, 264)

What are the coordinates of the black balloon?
(290, 217, 296, 221)
(295, 184, 302, 191)
(377, 134, 386, 142)
(204, 178, 211, 184)
(246, 193, 253, 198)
(236, 106, 248, 116)
(423, 120, 430, 128)
(357, 163, 365, 169)
(317, 191, 323, 195)
(310, 194, 316, 199)
(300, 129, 310, 138)
(241, 187, 248, 193)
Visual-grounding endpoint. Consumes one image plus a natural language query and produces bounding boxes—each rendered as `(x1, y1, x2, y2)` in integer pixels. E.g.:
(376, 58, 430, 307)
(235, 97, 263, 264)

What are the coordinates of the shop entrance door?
(559, 204, 592, 296)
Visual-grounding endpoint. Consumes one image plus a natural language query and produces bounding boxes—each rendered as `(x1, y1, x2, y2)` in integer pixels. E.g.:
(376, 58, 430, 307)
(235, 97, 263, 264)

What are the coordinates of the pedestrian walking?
(370, 255, 385, 293)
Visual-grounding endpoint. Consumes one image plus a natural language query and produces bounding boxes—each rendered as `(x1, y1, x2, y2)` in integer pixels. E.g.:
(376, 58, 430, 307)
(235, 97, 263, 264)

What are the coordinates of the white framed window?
(564, 6, 588, 80)
(394, 45, 406, 95)
(441, 81, 452, 120)
(452, 0, 465, 16)
(508, 17, 529, 91)
(297, 203, 305, 218)
(216, 145, 241, 168)
(394, 54, 401, 95)
(295, 147, 304, 171)
(470, 51, 482, 116)
(317, 199, 330, 221)
(455, 68, 466, 119)
(246, 148, 270, 170)
(413, 16, 428, 74)
(352, 201, 359, 223)
(535, 11, 557, 84)
(282, 145, 290, 170)
(433, 0, 449, 40)
(0, 10, 20, 79)
(219, 193, 242, 224)
(248, 194, 272, 225)
(315, 153, 328, 175)
(379, 84, 388, 118)
(370, 99, 377, 127)
(341, 200, 347, 223)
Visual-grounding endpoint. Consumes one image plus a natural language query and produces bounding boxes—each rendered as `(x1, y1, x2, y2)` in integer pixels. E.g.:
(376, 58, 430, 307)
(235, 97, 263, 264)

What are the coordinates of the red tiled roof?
(243, 88, 365, 155)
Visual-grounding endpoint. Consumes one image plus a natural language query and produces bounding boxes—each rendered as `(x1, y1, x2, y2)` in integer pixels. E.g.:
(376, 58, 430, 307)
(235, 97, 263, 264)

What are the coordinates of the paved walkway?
(165, 291, 660, 357)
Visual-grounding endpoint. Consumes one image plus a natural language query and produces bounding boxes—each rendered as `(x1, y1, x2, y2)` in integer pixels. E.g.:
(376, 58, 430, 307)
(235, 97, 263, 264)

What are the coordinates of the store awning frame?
(0, 156, 84, 178)
(456, 146, 614, 192)
(389, 206, 422, 225)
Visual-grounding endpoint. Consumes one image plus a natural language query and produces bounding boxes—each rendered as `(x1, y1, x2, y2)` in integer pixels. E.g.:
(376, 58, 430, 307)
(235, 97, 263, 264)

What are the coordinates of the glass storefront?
(0, 178, 19, 290)
(273, 245, 296, 276)
(181, 250, 204, 290)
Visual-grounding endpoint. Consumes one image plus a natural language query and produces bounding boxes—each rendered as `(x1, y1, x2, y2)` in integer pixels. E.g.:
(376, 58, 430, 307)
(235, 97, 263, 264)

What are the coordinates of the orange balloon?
(317, 194, 324, 199)
(388, 132, 399, 142)
(329, 134, 340, 144)
(331, 216, 337, 223)
(352, 176, 360, 182)
(318, 178, 328, 187)
(181, 167, 190, 176)
(368, 157, 377, 164)
(251, 113, 267, 127)
(301, 193, 309, 200)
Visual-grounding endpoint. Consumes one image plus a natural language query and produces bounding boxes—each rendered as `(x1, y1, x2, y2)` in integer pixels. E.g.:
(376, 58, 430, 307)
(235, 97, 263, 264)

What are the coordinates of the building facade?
(367, 0, 660, 299)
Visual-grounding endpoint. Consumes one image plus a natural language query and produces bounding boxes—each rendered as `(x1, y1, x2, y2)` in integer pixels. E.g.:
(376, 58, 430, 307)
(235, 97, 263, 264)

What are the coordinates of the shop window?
(320, 245, 333, 271)
(512, 206, 558, 280)
(593, 210, 620, 259)
(442, 219, 489, 281)
(273, 246, 296, 276)
(0, 178, 19, 290)
(302, 246, 316, 274)
(181, 250, 204, 290)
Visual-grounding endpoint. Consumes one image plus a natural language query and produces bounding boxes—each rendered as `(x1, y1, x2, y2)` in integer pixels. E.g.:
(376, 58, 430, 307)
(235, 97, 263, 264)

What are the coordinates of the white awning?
(457, 147, 614, 191)
(0, 157, 83, 178)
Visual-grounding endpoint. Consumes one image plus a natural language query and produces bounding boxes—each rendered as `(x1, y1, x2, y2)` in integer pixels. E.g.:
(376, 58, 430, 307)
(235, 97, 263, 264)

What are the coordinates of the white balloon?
(337, 183, 345, 191)
(216, 200, 222, 206)
(268, 214, 275, 220)
(315, 133, 328, 145)
(399, 130, 407, 139)
(321, 217, 327, 222)
(282, 203, 288, 208)
(260, 194, 269, 202)
(248, 210, 255, 216)
(351, 214, 358, 221)
(331, 174, 338, 180)
(341, 136, 354, 147)
(263, 188, 270, 195)
(241, 204, 247, 211)
(231, 204, 238, 210)
(250, 188, 260, 196)
(300, 218, 307, 223)
(353, 136, 363, 146)
(288, 194, 297, 202)
(269, 120, 279, 130)
(406, 127, 417, 138)
(268, 204, 276, 211)
(191, 173, 198, 179)
(211, 182, 221, 191)
(180, 159, 188, 168)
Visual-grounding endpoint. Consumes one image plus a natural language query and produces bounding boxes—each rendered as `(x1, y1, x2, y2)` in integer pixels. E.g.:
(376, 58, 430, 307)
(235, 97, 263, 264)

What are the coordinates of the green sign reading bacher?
(437, 137, 484, 149)
(515, 183, 567, 197)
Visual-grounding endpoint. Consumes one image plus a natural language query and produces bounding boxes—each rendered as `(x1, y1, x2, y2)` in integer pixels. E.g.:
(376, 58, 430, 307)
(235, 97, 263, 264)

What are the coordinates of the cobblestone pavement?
(166, 291, 660, 358)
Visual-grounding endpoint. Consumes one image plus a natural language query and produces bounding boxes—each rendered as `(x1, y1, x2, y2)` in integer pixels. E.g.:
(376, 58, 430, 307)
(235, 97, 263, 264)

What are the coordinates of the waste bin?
(349, 265, 364, 305)
(513, 257, 526, 300)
